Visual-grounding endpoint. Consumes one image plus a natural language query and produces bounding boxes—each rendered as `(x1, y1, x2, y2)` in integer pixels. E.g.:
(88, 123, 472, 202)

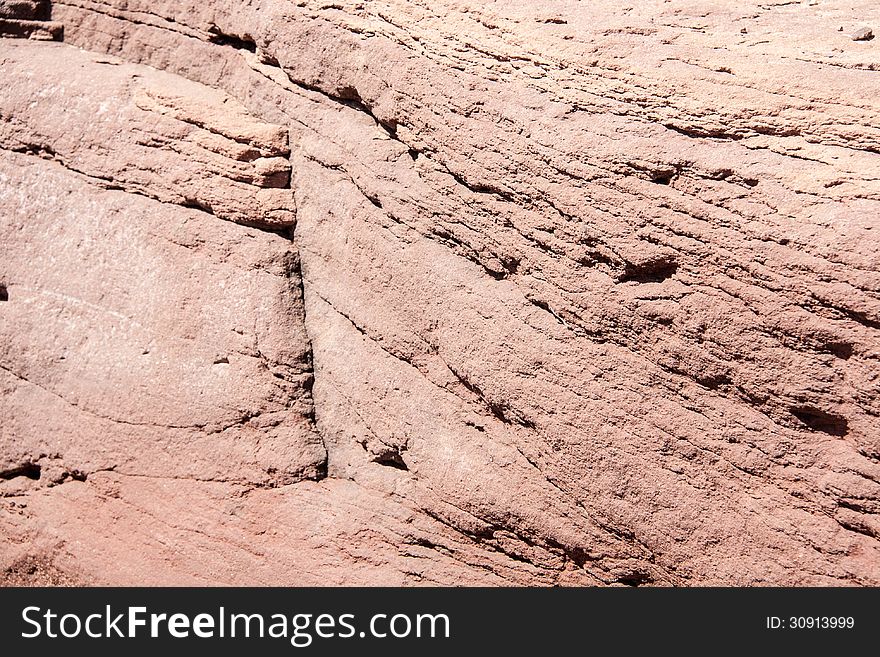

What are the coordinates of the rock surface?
(1, 1, 879, 586)
(0, 0, 61, 40)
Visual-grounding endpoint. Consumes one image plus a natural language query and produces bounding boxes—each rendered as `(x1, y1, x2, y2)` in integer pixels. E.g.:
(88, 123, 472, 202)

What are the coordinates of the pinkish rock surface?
(1, 1, 879, 586)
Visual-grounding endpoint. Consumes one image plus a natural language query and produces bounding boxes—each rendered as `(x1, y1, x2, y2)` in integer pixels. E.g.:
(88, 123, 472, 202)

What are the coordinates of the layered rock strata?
(1, 1, 878, 585)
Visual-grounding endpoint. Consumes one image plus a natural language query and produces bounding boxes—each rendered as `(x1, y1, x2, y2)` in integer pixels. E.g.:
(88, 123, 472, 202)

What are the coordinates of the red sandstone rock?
(0, 0, 60, 39)
(1, 1, 879, 586)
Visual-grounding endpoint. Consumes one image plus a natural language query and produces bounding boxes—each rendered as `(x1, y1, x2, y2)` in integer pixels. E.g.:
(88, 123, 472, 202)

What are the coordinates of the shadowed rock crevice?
(618, 258, 679, 284)
(790, 406, 850, 437)
(0, 0, 61, 39)
(0, 462, 41, 481)
(206, 25, 256, 52)
(2, 1, 879, 586)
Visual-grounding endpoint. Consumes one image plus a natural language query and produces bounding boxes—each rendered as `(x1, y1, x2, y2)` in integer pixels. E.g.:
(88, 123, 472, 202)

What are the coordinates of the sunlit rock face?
(1, 1, 878, 586)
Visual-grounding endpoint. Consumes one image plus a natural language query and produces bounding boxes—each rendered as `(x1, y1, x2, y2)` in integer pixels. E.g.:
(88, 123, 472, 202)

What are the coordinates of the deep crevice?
(487, 400, 536, 429)
(287, 244, 331, 483)
(694, 372, 732, 390)
(0, 16, 63, 41)
(663, 123, 743, 141)
(278, 74, 401, 141)
(374, 452, 409, 471)
(614, 571, 653, 587)
(359, 438, 409, 471)
(444, 166, 516, 203)
(364, 193, 383, 210)
(824, 341, 853, 360)
(651, 171, 674, 185)
(0, 463, 41, 481)
(837, 307, 880, 331)
(206, 26, 256, 52)
(528, 297, 566, 326)
(12, 142, 57, 159)
(618, 258, 678, 283)
(790, 406, 849, 437)
(180, 198, 215, 216)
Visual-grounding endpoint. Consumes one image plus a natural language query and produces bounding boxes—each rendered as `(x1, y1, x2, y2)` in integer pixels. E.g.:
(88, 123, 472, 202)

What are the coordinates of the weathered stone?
(0, 44, 293, 228)
(2, 1, 879, 586)
(0, 149, 325, 491)
(0, 0, 60, 39)
(0, 0, 49, 20)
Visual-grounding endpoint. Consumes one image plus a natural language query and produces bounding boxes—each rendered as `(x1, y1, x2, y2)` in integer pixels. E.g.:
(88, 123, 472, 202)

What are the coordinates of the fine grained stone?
(0, 20, 62, 40)
(0, 150, 325, 490)
(0, 0, 61, 39)
(2, 0, 879, 586)
(0, 44, 294, 227)
(0, 1, 48, 18)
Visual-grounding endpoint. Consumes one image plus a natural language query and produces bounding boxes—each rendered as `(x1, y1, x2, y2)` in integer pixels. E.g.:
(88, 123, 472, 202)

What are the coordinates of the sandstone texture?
(0, 0, 61, 40)
(1, 1, 879, 586)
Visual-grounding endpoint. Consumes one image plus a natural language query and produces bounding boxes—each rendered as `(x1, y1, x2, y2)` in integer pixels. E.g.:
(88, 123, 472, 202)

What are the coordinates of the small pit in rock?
(791, 406, 849, 437)
(0, 462, 41, 481)
(375, 453, 409, 471)
(650, 170, 675, 185)
(619, 259, 678, 284)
